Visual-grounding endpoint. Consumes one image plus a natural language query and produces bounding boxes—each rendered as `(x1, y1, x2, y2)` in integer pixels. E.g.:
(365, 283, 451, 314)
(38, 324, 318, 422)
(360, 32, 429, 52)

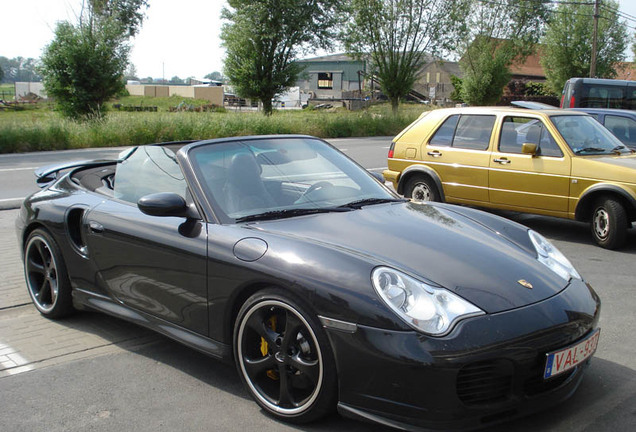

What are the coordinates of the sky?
(2, 0, 636, 80)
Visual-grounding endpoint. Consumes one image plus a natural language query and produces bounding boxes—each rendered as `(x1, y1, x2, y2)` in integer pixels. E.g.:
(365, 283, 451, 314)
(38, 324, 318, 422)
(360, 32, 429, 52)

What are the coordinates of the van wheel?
(591, 197, 628, 249)
(404, 175, 440, 202)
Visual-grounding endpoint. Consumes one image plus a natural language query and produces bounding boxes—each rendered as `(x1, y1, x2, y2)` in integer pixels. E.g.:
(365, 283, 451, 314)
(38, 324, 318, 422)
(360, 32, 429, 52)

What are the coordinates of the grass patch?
(0, 102, 427, 153)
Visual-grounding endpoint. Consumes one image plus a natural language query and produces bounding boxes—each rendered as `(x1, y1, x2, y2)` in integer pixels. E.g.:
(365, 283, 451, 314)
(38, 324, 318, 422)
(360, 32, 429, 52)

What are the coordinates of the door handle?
(493, 158, 511, 164)
(427, 151, 442, 157)
(88, 221, 104, 234)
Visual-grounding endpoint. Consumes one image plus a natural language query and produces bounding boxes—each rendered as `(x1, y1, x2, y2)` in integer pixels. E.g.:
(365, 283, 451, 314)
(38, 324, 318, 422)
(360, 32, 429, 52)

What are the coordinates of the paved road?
(1, 138, 635, 431)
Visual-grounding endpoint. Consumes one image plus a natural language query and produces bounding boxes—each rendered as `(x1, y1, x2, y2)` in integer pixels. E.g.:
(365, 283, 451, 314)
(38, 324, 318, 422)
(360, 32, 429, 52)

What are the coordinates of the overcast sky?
(2, 0, 636, 80)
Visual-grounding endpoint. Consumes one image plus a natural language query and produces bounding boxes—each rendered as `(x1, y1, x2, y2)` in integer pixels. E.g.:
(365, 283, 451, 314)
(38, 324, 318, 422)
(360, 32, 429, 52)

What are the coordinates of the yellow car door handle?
(427, 151, 442, 157)
(493, 158, 511, 164)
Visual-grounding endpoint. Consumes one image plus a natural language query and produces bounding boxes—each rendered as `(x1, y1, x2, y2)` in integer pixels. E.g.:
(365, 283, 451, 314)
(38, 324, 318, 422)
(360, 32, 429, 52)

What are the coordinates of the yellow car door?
(489, 116, 571, 215)
(422, 114, 495, 203)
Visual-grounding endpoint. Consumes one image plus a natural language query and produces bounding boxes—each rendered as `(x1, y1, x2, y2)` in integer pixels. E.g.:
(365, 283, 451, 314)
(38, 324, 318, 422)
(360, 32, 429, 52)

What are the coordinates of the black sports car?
(16, 135, 601, 430)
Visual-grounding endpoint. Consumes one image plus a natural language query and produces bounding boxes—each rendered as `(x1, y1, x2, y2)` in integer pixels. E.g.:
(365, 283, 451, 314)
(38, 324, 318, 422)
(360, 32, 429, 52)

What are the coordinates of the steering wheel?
(295, 181, 334, 203)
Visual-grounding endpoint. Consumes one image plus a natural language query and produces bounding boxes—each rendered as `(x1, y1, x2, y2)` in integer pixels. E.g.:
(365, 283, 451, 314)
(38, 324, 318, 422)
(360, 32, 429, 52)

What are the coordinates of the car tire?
(404, 175, 440, 202)
(590, 197, 628, 249)
(23, 229, 74, 318)
(234, 288, 337, 423)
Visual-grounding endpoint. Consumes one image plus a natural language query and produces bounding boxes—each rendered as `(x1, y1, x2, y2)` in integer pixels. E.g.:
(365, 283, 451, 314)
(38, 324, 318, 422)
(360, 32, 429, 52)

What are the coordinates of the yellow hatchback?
(384, 107, 636, 249)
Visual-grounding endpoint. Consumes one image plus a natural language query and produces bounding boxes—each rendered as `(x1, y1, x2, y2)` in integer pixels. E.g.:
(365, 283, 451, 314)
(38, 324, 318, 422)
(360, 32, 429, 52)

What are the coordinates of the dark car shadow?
(51, 310, 635, 432)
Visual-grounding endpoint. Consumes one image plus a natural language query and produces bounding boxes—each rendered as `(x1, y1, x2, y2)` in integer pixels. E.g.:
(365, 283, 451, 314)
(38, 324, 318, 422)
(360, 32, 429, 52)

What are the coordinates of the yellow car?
(383, 107, 636, 249)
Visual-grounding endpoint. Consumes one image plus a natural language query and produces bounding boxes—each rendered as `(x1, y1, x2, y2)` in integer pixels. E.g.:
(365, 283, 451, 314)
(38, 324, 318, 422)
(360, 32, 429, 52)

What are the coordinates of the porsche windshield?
(550, 115, 632, 155)
(189, 137, 394, 222)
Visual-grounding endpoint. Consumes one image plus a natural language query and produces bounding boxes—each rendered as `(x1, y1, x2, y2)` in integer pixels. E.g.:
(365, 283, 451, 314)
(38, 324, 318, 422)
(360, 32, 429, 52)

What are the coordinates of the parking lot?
(1, 139, 635, 431)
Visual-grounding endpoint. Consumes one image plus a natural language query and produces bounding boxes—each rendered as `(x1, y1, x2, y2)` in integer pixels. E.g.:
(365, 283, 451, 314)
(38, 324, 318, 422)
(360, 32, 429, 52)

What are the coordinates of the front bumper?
(325, 279, 601, 431)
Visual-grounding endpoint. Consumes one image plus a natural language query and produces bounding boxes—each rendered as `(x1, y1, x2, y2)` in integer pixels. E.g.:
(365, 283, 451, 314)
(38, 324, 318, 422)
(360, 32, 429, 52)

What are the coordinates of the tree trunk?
(261, 97, 273, 116)
(391, 97, 399, 115)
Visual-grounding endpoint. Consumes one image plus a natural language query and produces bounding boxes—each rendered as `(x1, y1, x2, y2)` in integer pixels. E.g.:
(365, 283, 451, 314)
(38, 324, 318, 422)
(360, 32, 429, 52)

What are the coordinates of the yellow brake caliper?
(261, 315, 279, 380)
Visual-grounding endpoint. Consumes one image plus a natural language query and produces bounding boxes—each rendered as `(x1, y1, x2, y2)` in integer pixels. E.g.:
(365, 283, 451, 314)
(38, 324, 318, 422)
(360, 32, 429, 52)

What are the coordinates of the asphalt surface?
(0, 137, 635, 431)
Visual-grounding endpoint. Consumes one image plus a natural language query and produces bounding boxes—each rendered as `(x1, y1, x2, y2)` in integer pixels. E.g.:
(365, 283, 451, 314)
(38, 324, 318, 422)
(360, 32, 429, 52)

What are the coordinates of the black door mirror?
(138, 192, 193, 218)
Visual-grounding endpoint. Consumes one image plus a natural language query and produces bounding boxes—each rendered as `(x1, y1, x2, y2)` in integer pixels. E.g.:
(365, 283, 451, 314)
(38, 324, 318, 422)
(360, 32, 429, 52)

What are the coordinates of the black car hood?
(245, 202, 571, 314)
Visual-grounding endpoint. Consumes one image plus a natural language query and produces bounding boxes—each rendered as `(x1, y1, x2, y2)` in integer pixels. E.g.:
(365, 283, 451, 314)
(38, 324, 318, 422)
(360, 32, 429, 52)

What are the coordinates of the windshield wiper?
(574, 147, 607, 154)
(611, 145, 626, 154)
(337, 197, 407, 209)
(235, 207, 353, 222)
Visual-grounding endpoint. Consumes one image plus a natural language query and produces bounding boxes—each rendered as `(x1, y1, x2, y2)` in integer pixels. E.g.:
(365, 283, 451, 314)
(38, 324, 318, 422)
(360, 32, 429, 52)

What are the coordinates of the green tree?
(89, 0, 149, 37)
(0, 64, 4, 83)
(204, 71, 224, 82)
(459, 0, 550, 106)
(0, 56, 41, 82)
(221, 0, 342, 116)
(449, 75, 463, 102)
(344, 0, 469, 114)
(541, 0, 628, 93)
(39, 1, 147, 119)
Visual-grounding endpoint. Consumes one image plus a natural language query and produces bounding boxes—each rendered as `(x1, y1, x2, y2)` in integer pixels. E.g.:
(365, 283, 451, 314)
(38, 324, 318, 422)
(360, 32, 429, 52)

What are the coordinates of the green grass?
(0, 102, 427, 153)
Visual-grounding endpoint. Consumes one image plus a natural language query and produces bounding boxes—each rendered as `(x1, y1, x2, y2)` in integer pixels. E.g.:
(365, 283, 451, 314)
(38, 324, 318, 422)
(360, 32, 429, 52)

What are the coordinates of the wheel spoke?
(38, 279, 51, 304)
(277, 364, 295, 407)
(243, 355, 277, 377)
(290, 353, 320, 386)
(280, 312, 303, 352)
(245, 308, 278, 346)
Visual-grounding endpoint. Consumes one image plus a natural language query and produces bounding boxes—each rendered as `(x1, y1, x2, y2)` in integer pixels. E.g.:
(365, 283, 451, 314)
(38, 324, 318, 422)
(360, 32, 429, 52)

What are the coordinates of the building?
(415, 59, 461, 104)
(295, 54, 366, 100)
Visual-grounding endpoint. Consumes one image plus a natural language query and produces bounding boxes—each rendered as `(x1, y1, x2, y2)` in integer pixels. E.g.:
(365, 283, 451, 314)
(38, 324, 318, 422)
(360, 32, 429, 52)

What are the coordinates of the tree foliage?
(540, 0, 628, 93)
(88, 0, 149, 37)
(459, 0, 550, 106)
(0, 57, 41, 82)
(221, 0, 342, 115)
(344, 0, 469, 114)
(39, 1, 147, 120)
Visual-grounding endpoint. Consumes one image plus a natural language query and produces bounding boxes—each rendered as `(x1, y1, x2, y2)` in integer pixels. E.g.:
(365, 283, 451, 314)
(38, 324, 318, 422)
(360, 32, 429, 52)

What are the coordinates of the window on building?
(318, 72, 333, 89)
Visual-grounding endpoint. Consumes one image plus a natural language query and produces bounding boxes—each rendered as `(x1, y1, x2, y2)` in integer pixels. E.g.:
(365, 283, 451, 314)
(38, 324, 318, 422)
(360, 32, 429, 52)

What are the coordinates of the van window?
(580, 85, 624, 108)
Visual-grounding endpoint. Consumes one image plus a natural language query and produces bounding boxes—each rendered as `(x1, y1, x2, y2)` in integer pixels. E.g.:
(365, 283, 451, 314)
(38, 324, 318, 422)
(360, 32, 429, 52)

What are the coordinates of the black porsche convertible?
(16, 135, 600, 430)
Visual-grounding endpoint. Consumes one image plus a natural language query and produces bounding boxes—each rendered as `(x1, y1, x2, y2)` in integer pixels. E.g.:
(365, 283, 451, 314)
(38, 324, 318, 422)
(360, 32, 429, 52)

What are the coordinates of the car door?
(421, 114, 495, 203)
(489, 115, 571, 215)
(84, 146, 209, 335)
(602, 114, 636, 148)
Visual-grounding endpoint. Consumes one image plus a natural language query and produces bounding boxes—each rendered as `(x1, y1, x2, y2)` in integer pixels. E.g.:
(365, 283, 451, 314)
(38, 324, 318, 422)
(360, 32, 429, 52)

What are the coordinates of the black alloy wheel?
(24, 229, 74, 318)
(234, 289, 336, 423)
(591, 197, 628, 249)
(405, 175, 440, 202)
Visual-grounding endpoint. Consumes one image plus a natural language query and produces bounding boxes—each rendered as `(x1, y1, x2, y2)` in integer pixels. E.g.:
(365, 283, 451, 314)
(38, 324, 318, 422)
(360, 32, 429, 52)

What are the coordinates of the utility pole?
(590, 0, 600, 78)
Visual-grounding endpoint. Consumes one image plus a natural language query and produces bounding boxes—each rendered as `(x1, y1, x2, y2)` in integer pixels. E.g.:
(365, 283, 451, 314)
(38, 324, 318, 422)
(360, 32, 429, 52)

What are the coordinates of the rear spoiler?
(35, 159, 118, 188)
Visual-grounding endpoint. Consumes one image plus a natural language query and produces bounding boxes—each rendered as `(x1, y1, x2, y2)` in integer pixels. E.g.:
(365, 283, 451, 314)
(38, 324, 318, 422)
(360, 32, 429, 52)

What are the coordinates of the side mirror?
(522, 143, 538, 155)
(370, 171, 385, 183)
(138, 192, 197, 218)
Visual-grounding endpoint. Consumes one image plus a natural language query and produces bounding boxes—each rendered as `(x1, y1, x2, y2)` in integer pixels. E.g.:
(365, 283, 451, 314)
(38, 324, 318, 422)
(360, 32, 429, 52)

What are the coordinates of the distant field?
(0, 100, 427, 153)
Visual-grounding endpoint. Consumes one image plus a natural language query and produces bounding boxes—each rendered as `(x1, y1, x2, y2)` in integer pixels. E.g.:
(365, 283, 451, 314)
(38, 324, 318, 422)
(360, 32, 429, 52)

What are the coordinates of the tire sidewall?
(591, 198, 627, 249)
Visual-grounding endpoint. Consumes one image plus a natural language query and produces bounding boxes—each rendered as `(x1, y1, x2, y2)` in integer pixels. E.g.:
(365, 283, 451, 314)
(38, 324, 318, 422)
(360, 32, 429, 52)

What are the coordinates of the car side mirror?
(370, 171, 385, 183)
(522, 143, 538, 155)
(138, 192, 198, 218)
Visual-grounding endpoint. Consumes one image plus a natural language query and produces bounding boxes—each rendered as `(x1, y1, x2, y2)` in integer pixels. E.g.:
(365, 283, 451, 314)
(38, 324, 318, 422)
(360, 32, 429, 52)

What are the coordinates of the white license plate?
(543, 329, 600, 379)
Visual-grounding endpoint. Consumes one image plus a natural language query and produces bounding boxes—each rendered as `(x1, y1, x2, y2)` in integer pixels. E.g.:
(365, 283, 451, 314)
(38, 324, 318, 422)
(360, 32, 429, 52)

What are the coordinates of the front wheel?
(234, 289, 337, 423)
(590, 197, 628, 249)
(404, 175, 440, 202)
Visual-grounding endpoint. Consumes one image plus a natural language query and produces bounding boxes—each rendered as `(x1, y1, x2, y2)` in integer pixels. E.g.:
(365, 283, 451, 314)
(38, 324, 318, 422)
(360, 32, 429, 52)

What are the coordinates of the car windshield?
(188, 137, 397, 223)
(550, 115, 632, 155)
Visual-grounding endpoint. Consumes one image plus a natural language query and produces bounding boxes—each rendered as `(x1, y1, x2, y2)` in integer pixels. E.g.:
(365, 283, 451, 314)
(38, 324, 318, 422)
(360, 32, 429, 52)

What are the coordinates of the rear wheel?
(24, 229, 74, 318)
(404, 175, 440, 202)
(590, 197, 628, 249)
(234, 289, 337, 423)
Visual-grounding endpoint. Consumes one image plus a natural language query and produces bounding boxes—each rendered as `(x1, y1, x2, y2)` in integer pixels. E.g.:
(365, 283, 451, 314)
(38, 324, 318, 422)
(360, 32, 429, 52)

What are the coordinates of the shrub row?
(0, 109, 421, 153)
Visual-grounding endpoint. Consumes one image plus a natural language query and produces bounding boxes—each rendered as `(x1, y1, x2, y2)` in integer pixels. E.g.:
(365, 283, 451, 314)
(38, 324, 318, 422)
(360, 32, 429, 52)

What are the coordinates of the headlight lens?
(528, 230, 581, 281)
(371, 267, 484, 336)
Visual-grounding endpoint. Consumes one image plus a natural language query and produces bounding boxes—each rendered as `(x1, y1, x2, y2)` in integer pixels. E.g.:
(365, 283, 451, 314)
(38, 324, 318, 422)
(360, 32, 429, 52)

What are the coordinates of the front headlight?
(528, 230, 581, 281)
(371, 267, 484, 336)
